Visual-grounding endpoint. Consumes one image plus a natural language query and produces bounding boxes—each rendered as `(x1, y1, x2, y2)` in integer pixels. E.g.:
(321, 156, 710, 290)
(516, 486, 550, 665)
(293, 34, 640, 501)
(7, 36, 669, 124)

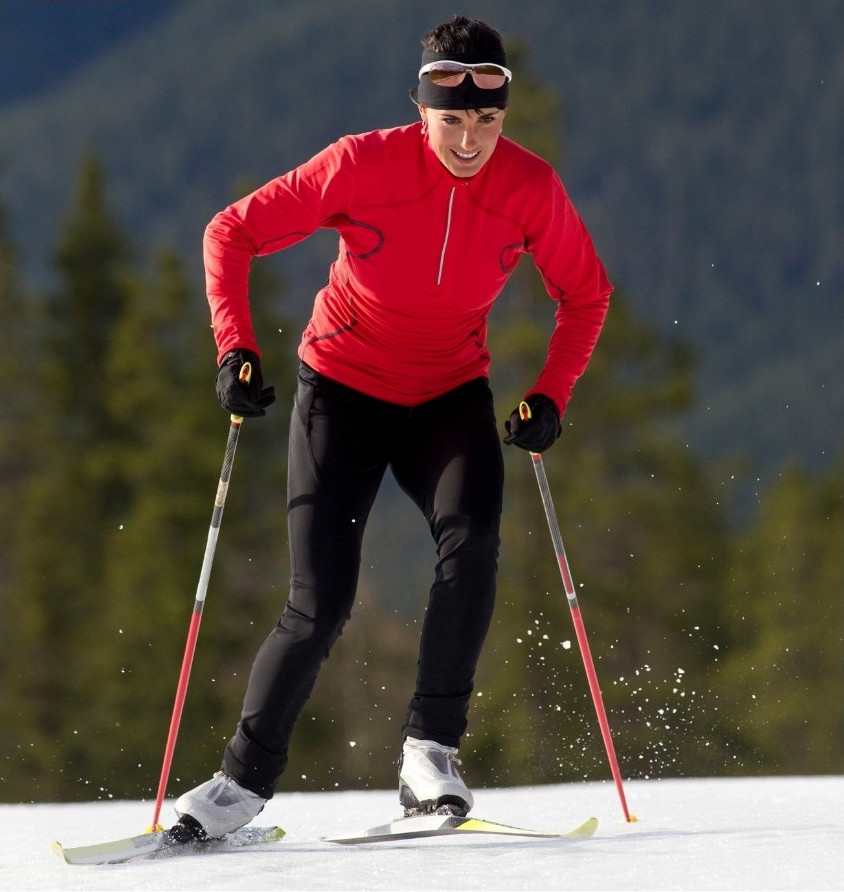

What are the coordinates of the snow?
(3, 776, 841, 891)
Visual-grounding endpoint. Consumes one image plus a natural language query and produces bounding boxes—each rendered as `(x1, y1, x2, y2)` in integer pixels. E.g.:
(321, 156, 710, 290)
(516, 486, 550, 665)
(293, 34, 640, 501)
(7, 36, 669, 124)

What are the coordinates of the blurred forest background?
(1, 0, 841, 805)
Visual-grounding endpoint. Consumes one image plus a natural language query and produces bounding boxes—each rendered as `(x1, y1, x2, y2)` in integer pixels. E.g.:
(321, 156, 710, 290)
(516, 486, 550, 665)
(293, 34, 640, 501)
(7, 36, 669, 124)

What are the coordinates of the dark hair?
(421, 16, 504, 55)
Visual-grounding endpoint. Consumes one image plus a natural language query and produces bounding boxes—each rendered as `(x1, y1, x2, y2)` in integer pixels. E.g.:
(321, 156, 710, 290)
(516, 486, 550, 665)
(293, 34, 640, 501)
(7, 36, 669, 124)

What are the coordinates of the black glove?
(215, 349, 276, 417)
(503, 393, 561, 453)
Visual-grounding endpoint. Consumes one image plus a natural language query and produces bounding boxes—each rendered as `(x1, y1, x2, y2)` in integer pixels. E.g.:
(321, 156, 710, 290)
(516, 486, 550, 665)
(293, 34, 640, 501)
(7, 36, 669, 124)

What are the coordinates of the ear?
(418, 105, 428, 133)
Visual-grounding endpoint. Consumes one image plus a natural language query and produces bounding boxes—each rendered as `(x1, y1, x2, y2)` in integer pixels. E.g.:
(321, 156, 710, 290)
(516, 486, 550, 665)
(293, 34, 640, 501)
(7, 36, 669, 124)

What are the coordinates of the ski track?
(2, 776, 841, 891)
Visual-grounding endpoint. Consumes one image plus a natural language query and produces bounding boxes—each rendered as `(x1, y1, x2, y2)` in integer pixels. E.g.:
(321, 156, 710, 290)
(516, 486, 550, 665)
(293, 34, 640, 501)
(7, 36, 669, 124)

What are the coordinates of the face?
(419, 106, 507, 178)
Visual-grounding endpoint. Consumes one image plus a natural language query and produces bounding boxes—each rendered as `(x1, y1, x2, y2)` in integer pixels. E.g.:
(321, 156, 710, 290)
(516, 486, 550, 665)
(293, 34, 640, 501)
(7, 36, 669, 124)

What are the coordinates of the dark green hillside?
(0, 0, 180, 103)
(2, 0, 841, 482)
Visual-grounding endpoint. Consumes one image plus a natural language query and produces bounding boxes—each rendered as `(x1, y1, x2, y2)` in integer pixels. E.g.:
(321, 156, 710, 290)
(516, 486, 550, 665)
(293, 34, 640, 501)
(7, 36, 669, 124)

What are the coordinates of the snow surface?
(2, 775, 841, 891)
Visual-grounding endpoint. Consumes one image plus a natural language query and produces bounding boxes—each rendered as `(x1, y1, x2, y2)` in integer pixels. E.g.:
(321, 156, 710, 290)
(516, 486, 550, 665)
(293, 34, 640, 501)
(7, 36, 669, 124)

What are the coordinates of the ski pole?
(148, 365, 252, 832)
(519, 402, 635, 823)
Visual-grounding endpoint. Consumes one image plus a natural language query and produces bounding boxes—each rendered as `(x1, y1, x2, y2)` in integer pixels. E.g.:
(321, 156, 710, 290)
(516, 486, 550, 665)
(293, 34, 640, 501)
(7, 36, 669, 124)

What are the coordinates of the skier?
(174, 15, 612, 839)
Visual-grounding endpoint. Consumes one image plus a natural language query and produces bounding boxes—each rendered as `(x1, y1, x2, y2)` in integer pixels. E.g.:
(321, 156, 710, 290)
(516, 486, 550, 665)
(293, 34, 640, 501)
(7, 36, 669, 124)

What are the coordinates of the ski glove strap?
(504, 393, 561, 453)
(216, 349, 276, 417)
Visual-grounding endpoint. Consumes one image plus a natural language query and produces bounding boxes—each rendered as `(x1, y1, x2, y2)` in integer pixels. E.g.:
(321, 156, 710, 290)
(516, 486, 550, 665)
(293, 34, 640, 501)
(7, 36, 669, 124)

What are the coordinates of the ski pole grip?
(229, 361, 253, 423)
(519, 400, 532, 422)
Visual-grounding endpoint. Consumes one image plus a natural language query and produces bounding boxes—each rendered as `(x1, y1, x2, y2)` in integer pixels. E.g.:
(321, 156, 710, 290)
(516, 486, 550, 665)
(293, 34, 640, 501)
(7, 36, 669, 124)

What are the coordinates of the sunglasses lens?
(427, 69, 467, 87)
(470, 67, 508, 89)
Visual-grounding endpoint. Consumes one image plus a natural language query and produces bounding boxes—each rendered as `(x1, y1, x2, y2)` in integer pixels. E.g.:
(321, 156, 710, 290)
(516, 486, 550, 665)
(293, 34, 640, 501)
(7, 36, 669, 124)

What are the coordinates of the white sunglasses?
(418, 60, 513, 89)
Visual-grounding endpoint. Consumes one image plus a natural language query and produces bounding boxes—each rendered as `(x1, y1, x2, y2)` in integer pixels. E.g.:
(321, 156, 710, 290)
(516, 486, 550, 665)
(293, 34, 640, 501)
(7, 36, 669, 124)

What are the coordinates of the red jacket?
(205, 122, 611, 412)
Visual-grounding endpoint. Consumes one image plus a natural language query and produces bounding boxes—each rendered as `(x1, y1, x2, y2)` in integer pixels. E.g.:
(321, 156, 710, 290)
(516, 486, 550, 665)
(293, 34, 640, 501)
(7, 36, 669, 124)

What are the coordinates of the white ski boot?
(174, 771, 266, 839)
(398, 737, 474, 816)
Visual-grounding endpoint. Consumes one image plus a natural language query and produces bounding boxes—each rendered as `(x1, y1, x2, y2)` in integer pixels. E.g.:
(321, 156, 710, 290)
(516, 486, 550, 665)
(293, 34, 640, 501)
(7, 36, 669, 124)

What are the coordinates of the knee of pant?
(436, 518, 500, 564)
(279, 601, 350, 647)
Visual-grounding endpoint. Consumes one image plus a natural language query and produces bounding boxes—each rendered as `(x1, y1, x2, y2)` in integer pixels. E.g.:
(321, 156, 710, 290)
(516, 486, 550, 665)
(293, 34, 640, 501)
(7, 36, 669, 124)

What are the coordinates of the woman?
(174, 15, 612, 839)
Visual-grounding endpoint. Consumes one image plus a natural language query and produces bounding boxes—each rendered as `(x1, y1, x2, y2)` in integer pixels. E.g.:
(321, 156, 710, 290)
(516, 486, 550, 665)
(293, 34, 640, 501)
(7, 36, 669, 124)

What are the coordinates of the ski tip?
(568, 816, 599, 838)
(249, 826, 286, 844)
(51, 841, 69, 863)
(220, 824, 286, 847)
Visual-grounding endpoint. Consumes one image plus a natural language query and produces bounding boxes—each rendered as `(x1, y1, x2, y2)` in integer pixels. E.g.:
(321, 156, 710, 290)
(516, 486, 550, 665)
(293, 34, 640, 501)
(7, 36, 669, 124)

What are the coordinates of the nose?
(460, 125, 478, 150)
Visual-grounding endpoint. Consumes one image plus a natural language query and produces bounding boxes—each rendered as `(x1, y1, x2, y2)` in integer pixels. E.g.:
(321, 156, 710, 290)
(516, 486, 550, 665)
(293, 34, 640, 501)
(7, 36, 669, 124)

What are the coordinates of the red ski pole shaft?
(519, 402, 635, 823)
(148, 366, 251, 832)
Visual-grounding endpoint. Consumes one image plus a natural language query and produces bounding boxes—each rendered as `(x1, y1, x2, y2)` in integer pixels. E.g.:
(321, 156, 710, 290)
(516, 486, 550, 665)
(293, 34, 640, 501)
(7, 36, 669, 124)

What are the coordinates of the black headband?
(410, 49, 510, 110)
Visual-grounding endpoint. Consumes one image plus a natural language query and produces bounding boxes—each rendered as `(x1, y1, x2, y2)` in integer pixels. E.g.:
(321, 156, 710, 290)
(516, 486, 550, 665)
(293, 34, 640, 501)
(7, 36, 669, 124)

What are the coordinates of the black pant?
(223, 363, 504, 798)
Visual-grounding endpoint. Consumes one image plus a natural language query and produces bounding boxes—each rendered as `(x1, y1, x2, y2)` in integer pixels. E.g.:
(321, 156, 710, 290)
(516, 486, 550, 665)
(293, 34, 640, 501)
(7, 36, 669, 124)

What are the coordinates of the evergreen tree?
(1, 159, 299, 801)
(714, 461, 844, 774)
(0, 194, 49, 800)
(81, 250, 227, 798)
(2, 153, 135, 800)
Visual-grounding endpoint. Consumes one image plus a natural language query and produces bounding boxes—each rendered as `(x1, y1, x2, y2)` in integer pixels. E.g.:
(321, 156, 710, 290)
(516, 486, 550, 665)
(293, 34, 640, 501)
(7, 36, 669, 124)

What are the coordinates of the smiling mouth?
(452, 149, 480, 161)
